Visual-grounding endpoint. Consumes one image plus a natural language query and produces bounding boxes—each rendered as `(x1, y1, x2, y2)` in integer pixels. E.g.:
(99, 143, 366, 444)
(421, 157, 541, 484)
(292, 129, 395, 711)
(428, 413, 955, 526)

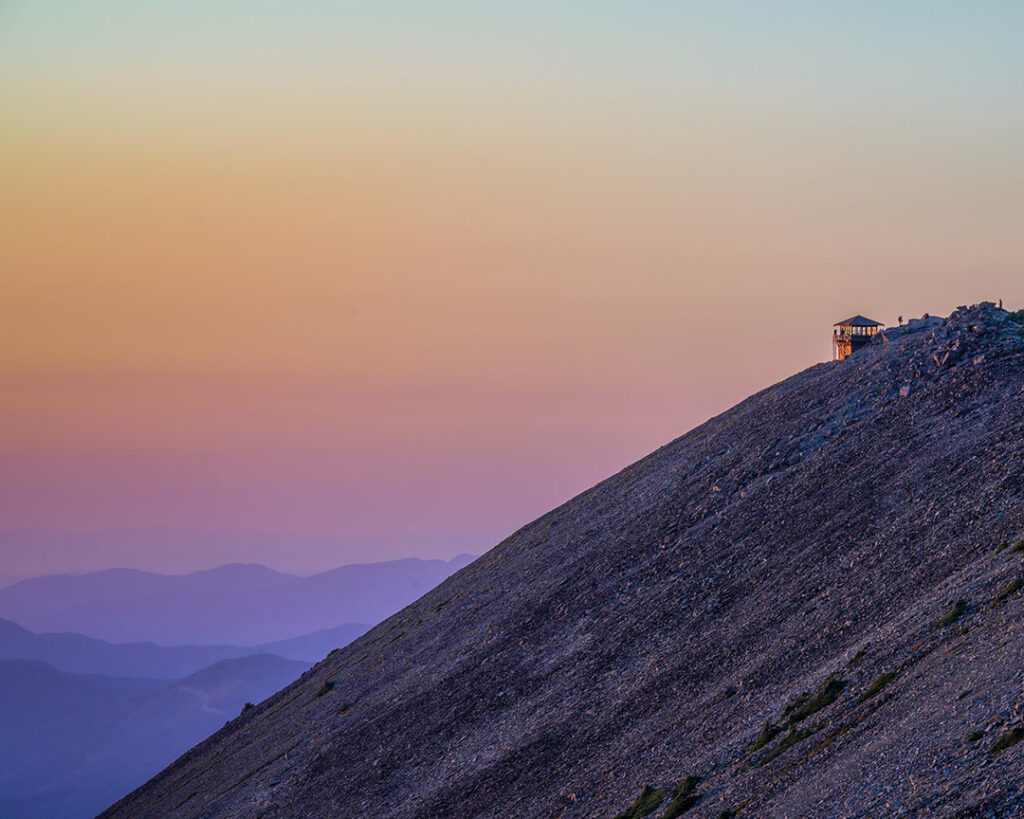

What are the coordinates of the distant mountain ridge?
(0, 555, 471, 817)
(0, 556, 474, 645)
(0, 528, 495, 580)
(0, 617, 368, 678)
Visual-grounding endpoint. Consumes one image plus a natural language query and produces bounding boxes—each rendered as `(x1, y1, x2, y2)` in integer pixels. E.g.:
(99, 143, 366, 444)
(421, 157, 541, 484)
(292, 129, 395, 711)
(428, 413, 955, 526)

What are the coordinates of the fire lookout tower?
(833, 315, 883, 361)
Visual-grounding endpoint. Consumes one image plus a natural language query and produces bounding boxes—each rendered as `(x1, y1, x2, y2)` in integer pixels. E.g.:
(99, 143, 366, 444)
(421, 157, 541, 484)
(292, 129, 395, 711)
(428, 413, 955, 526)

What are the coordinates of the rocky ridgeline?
(105, 303, 1024, 818)
(878, 302, 1023, 396)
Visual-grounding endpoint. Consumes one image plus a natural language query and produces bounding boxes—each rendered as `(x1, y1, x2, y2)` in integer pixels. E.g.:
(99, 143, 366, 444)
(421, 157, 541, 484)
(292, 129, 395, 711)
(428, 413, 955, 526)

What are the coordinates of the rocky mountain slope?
(106, 303, 1024, 818)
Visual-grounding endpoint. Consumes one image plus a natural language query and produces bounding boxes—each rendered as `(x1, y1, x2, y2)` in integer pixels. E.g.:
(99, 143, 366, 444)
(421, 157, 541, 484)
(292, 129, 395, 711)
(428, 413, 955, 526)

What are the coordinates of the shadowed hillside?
(0, 655, 308, 819)
(105, 304, 1024, 818)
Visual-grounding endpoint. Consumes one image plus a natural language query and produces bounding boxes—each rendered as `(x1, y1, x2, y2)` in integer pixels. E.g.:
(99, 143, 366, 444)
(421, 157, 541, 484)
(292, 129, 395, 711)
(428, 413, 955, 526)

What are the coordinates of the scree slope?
(104, 303, 1024, 818)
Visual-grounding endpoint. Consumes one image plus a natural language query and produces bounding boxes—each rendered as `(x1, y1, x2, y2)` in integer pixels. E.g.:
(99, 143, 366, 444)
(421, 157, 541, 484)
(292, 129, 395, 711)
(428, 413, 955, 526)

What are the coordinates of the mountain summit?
(105, 303, 1024, 818)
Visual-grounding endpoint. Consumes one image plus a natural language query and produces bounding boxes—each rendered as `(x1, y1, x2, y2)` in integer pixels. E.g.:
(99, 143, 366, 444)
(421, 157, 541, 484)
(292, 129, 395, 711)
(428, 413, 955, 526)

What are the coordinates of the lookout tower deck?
(833, 315, 883, 361)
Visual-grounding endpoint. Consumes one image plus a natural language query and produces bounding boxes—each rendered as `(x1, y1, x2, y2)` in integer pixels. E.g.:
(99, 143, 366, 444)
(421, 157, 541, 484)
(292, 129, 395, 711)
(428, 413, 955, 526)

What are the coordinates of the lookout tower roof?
(834, 315, 883, 328)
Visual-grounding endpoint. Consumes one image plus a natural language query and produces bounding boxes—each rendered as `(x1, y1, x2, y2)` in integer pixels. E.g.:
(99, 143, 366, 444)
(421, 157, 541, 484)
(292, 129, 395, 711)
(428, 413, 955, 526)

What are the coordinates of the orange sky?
(2, 1, 1023, 573)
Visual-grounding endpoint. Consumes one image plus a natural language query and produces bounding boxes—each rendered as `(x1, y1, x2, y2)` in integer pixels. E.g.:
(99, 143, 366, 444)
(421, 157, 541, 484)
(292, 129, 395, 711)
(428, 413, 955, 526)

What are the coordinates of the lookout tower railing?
(833, 315, 883, 361)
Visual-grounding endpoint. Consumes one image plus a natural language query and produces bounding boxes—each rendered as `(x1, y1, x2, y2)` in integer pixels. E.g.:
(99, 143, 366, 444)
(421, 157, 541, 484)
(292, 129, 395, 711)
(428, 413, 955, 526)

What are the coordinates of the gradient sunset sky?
(3, 1, 1023, 575)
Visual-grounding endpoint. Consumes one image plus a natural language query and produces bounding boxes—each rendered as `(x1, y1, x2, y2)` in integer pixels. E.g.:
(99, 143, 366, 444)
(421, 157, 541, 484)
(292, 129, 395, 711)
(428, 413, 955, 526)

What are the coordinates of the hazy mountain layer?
(0, 655, 308, 819)
(106, 304, 1024, 817)
(0, 529, 493, 581)
(0, 556, 473, 645)
(0, 617, 368, 677)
